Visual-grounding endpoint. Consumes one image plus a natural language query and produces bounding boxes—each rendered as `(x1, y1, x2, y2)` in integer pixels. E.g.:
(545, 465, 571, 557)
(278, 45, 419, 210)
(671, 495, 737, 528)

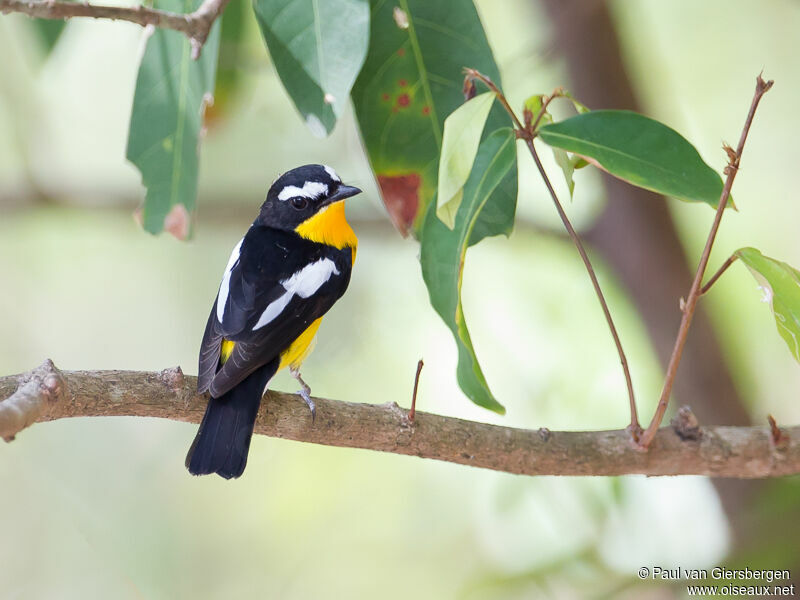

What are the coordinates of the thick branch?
(0, 0, 230, 58)
(2, 361, 799, 478)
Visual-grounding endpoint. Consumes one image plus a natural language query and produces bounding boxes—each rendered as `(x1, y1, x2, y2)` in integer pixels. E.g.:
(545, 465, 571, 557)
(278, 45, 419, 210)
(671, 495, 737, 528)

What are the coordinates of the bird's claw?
(299, 387, 316, 423)
(291, 368, 316, 423)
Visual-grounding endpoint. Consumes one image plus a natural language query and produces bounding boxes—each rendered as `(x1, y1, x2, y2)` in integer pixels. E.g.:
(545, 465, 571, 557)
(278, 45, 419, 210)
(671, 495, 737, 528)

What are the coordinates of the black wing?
(197, 226, 353, 398)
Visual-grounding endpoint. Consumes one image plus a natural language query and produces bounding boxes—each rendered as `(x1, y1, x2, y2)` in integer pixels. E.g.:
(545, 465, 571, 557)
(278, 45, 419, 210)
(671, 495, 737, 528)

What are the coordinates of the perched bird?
(186, 164, 361, 479)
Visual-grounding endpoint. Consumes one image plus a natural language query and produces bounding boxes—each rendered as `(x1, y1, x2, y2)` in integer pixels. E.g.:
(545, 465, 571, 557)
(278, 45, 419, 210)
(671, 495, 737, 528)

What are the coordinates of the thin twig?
(408, 359, 423, 422)
(700, 254, 739, 296)
(0, 0, 230, 58)
(2, 362, 800, 478)
(465, 68, 640, 436)
(638, 75, 773, 448)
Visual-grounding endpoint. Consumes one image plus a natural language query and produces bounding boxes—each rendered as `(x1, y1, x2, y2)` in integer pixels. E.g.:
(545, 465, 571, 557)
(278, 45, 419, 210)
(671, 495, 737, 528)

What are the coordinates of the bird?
(186, 164, 361, 479)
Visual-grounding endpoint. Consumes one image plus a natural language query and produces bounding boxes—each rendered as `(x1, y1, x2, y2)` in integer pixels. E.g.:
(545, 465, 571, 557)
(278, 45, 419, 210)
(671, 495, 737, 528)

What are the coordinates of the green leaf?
(253, 0, 369, 136)
(421, 128, 517, 413)
(436, 91, 495, 228)
(351, 0, 515, 236)
(126, 0, 220, 237)
(538, 110, 726, 208)
(736, 247, 800, 362)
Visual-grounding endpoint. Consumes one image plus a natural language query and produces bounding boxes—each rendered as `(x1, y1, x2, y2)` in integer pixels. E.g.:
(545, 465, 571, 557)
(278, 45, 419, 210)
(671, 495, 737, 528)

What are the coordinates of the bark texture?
(2, 362, 799, 478)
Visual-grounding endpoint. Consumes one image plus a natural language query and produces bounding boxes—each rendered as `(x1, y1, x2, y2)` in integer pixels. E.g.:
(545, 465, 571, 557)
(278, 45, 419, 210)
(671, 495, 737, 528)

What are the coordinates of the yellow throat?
(295, 201, 358, 253)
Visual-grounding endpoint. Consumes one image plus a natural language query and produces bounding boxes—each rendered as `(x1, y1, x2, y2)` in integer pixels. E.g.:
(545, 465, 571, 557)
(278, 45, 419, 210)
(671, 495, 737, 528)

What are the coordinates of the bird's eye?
(291, 197, 308, 210)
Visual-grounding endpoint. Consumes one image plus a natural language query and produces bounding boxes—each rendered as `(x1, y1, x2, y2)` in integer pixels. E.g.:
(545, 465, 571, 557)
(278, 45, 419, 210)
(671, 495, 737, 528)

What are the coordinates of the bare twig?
(638, 75, 773, 448)
(700, 254, 739, 296)
(408, 359, 423, 422)
(465, 68, 639, 437)
(768, 414, 788, 448)
(0, 0, 230, 58)
(1, 361, 799, 478)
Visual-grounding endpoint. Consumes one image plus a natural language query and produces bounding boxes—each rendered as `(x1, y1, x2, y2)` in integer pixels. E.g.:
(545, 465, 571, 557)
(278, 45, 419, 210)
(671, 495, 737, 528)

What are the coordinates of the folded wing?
(197, 226, 353, 397)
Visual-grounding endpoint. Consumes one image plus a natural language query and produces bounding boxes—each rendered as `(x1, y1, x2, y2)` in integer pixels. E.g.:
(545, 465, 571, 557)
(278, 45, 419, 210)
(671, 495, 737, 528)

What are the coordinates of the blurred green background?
(1, 0, 799, 597)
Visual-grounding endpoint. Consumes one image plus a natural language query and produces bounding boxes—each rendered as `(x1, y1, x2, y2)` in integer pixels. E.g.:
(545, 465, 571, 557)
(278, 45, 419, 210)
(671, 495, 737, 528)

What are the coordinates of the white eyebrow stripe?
(277, 181, 328, 201)
(323, 165, 341, 182)
(217, 237, 244, 323)
(252, 258, 340, 330)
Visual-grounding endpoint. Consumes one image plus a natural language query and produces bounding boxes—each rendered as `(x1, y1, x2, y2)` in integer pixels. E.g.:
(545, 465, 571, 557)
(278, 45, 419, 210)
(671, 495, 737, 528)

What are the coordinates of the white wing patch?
(277, 181, 328, 201)
(216, 237, 244, 323)
(323, 165, 341, 182)
(252, 258, 340, 330)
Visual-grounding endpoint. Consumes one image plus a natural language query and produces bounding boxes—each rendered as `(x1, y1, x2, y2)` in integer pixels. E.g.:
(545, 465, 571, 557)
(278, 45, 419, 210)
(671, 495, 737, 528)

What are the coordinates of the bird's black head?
(257, 164, 361, 230)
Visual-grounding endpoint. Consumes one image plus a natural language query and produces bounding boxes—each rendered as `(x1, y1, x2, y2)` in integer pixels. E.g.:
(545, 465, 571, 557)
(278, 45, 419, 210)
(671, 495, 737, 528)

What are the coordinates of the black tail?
(186, 360, 278, 479)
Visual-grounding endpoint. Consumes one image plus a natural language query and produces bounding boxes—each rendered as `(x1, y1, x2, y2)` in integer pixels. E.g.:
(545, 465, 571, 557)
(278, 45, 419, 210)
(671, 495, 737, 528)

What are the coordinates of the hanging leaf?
(351, 0, 514, 236)
(436, 91, 495, 228)
(126, 0, 220, 237)
(421, 129, 517, 413)
(551, 147, 577, 198)
(538, 110, 726, 208)
(736, 247, 800, 362)
(253, 0, 369, 136)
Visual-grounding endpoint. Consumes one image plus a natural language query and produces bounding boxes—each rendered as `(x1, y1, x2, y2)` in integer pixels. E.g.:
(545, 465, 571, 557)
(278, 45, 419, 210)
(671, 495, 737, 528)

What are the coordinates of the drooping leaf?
(736, 247, 800, 362)
(437, 91, 495, 228)
(351, 0, 514, 236)
(538, 110, 726, 208)
(126, 0, 220, 237)
(253, 0, 369, 136)
(421, 129, 517, 413)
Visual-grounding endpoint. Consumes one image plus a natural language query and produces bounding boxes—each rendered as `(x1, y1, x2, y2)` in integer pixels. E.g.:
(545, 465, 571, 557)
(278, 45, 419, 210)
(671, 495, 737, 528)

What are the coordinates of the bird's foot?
(290, 368, 315, 423)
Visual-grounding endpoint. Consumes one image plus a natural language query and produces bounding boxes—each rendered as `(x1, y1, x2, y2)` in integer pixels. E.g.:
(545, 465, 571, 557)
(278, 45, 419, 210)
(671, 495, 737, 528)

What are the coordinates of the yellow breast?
(295, 201, 358, 256)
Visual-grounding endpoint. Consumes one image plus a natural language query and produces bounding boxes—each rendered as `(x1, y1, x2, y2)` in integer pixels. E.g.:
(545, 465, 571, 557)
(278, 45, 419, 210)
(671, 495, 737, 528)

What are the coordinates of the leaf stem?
(466, 68, 640, 436)
(700, 254, 739, 296)
(638, 75, 773, 448)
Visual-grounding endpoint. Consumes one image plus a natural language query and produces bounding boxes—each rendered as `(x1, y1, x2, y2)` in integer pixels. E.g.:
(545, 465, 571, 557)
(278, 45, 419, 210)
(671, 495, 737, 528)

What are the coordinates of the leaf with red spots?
(351, 0, 515, 237)
(352, 0, 517, 412)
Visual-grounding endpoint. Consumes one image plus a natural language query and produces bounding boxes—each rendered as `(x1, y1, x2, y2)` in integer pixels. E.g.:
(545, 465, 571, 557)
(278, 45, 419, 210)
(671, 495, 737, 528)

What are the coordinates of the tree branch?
(0, 0, 230, 58)
(2, 361, 799, 478)
(638, 74, 773, 448)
